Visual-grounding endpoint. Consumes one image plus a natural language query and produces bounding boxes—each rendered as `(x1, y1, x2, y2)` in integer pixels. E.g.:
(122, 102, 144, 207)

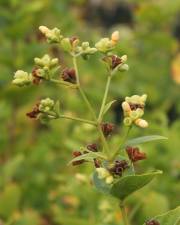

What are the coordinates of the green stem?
(59, 115, 96, 125)
(50, 78, 78, 88)
(73, 57, 97, 121)
(72, 56, 110, 156)
(98, 75, 112, 122)
(120, 202, 129, 225)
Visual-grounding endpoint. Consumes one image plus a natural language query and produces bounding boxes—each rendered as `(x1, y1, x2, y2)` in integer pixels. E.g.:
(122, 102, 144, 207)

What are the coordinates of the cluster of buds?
(126, 146, 146, 163)
(39, 26, 63, 43)
(95, 31, 119, 53)
(33, 54, 59, 84)
(96, 167, 114, 184)
(34, 54, 59, 70)
(146, 219, 160, 225)
(103, 54, 129, 72)
(13, 54, 59, 87)
(61, 68, 76, 83)
(61, 36, 97, 58)
(101, 122, 115, 137)
(122, 94, 148, 128)
(109, 160, 129, 176)
(26, 98, 59, 123)
(12, 70, 33, 87)
(77, 42, 97, 58)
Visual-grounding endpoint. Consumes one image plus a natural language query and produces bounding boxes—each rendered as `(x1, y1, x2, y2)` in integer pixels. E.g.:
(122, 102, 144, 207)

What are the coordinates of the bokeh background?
(0, 0, 180, 224)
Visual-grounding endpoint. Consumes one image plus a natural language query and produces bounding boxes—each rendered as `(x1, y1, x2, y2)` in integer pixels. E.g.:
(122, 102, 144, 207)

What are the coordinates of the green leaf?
(123, 135, 167, 147)
(143, 206, 180, 225)
(110, 170, 162, 200)
(92, 172, 111, 194)
(103, 100, 116, 116)
(68, 152, 105, 165)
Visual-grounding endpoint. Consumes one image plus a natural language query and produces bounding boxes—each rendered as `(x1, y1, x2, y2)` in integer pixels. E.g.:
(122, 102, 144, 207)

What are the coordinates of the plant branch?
(98, 74, 112, 122)
(120, 201, 130, 225)
(59, 115, 96, 125)
(72, 56, 110, 156)
(73, 56, 97, 121)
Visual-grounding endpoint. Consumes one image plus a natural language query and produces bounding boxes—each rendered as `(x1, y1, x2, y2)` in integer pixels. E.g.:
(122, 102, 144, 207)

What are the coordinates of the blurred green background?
(0, 0, 180, 224)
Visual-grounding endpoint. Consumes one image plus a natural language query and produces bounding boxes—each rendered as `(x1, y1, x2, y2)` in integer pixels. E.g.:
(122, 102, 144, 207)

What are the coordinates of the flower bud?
(12, 70, 32, 87)
(95, 38, 113, 53)
(121, 55, 127, 63)
(81, 42, 89, 49)
(122, 101, 131, 114)
(111, 31, 119, 44)
(50, 58, 59, 67)
(96, 168, 109, 179)
(39, 26, 62, 43)
(105, 175, 114, 184)
(34, 54, 59, 69)
(39, 98, 54, 113)
(39, 26, 49, 34)
(61, 38, 72, 52)
(118, 64, 129, 72)
(135, 118, 148, 128)
(129, 111, 139, 120)
(123, 117, 132, 126)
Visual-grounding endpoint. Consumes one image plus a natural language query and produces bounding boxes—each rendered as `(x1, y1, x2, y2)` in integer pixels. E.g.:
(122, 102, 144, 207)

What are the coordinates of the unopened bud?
(122, 101, 131, 114)
(118, 64, 129, 72)
(111, 31, 119, 44)
(96, 168, 109, 179)
(123, 117, 132, 126)
(121, 55, 127, 63)
(61, 38, 72, 52)
(39, 26, 49, 34)
(135, 118, 148, 128)
(105, 175, 114, 184)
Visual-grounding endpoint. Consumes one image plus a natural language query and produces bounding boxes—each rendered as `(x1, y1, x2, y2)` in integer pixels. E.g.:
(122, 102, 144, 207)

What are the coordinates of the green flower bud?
(50, 58, 59, 67)
(39, 98, 54, 113)
(39, 26, 62, 43)
(61, 38, 72, 52)
(34, 55, 59, 69)
(95, 38, 113, 53)
(118, 64, 129, 72)
(135, 118, 148, 128)
(121, 55, 127, 63)
(136, 108, 144, 117)
(96, 168, 109, 179)
(105, 175, 114, 184)
(123, 117, 132, 126)
(129, 111, 139, 120)
(12, 70, 32, 87)
(81, 42, 89, 50)
(125, 94, 147, 105)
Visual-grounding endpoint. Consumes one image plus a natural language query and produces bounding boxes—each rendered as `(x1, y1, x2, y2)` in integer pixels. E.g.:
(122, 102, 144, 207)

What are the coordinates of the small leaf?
(110, 170, 162, 200)
(143, 206, 180, 225)
(92, 172, 111, 194)
(103, 100, 116, 116)
(123, 135, 167, 147)
(68, 152, 105, 165)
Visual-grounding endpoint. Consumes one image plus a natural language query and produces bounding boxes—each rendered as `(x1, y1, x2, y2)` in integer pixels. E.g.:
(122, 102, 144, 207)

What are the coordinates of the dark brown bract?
(126, 146, 146, 162)
(109, 160, 129, 176)
(62, 68, 76, 83)
(146, 219, 160, 225)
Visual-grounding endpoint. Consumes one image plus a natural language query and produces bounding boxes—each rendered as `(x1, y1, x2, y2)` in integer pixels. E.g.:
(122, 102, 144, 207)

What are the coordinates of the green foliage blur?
(0, 0, 180, 224)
